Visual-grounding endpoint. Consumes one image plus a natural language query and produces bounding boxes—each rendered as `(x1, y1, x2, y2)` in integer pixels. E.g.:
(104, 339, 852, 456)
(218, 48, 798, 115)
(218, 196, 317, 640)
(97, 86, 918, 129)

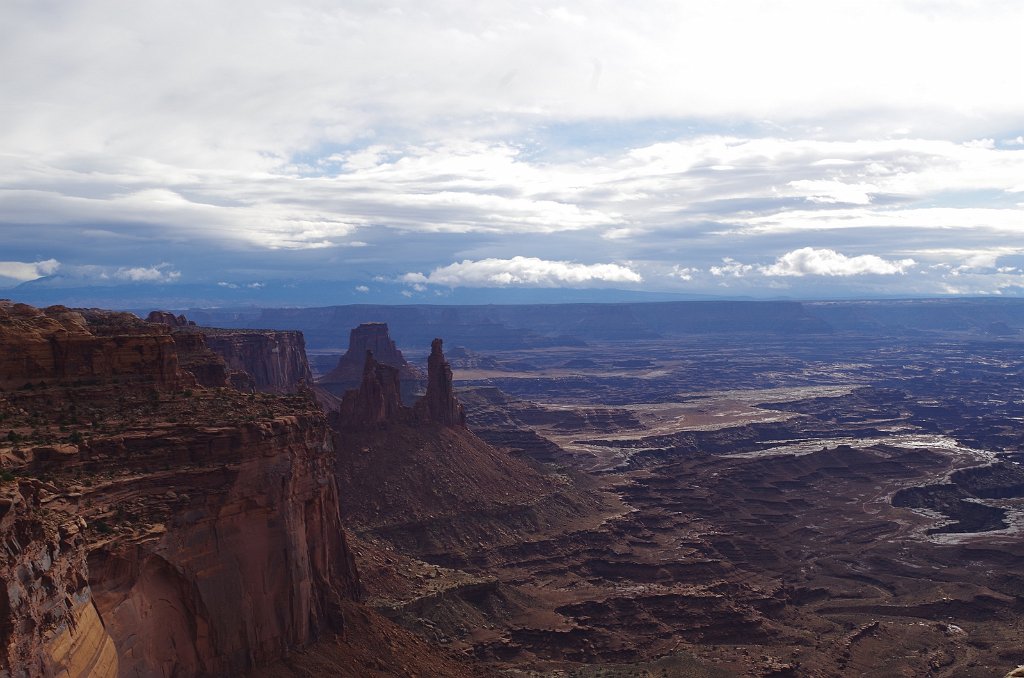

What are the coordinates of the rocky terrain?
(0, 302, 479, 677)
(148, 310, 315, 393)
(6, 298, 1024, 677)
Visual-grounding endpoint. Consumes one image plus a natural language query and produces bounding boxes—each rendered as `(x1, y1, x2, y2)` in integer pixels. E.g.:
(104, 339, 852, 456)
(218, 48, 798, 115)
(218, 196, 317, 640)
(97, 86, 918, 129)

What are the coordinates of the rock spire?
(415, 338, 465, 427)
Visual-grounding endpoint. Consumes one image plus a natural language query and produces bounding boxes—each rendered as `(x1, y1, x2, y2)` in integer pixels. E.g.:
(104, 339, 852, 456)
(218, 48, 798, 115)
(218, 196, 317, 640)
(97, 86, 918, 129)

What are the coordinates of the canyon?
(4, 298, 1024, 676)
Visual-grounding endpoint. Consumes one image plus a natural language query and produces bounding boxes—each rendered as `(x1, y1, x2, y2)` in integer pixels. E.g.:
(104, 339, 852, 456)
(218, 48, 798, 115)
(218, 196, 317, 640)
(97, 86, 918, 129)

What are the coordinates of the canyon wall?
(203, 330, 313, 393)
(84, 409, 359, 676)
(0, 302, 181, 391)
(1, 304, 361, 677)
(0, 481, 118, 678)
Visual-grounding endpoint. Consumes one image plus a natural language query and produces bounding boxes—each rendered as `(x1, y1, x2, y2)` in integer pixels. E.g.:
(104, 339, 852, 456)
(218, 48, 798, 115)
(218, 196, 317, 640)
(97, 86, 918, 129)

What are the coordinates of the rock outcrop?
(146, 310, 315, 393)
(83, 406, 359, 676)
(167, 329, 232, 388)
(145, 310, 195, 328)
(333, 338, 465, 430)
(203, 329, 314, 393)
(1, 303, 366, 677)
(319, 323, 422, 402)
(337, 351, 406, 426)
(332, 337, 596, 566)
(0, 480, 118, 678)
(414, 338, 465, 427)
(0, 302, 182, 391)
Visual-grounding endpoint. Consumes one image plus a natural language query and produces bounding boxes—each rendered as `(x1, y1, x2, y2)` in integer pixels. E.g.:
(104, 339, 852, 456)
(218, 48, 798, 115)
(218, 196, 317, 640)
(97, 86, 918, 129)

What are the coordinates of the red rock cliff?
(84, 405, 359, 676)
(203, 330, 314, 393)
(1, 303, 362, 677)
(165, 330, 231, 388)
(0, 302, 181, 391)
(0, 480, 118, 677)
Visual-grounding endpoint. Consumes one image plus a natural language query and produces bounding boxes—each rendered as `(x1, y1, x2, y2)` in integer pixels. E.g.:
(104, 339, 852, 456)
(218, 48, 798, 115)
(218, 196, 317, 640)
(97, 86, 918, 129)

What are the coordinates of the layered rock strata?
(203, 330, 314, 393)
(0, 480, 118, 678)
(0, 302, 181, 391)
(83, 404, 358, 676)
(165, 329, 231, 388)
(147, 310, 314, 393)
(1, 303, 363, 677)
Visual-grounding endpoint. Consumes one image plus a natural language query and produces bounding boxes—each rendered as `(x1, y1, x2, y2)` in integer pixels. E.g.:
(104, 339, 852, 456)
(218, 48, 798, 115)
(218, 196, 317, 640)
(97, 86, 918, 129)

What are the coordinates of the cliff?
(0, 303, 366, 677)
(0, 302, 181, 391)
(147, 310, 314, 393)
(165, 329, 231, 388)
(0, 480, 118, 678)
(203, 329, 314, 393)
(81, 401, 359, 676)
(145, 310, 195, 328)
(319, 323, 422, 402)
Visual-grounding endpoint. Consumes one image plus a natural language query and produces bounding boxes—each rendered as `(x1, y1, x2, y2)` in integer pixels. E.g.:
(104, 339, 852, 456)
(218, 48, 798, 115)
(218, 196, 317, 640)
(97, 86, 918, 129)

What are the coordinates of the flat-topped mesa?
(319, 323, 422, 402)
(415, 338, 465, 427)
(336, 350, 406, 426)
(0, 302, 182, 391)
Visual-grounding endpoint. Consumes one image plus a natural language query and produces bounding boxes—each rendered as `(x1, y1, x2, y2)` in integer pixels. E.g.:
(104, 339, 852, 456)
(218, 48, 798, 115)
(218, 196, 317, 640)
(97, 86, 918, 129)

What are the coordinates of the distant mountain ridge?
(178, 298, 1024, 351)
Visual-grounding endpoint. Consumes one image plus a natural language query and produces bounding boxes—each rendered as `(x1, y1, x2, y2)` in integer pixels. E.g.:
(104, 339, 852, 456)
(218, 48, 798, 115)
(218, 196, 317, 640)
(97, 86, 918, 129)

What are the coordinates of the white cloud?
(670, 265, 700, 281)
(354, 285, 370, 293)
(402, 256, 642, 288)
(760, 248, 916, 277)
(710, 258, 754, 277)
(0, 258, 60, 282)
(1, 1, 1024, 297)
(115, 264, 180, 282)
(788, 179, 877, 205)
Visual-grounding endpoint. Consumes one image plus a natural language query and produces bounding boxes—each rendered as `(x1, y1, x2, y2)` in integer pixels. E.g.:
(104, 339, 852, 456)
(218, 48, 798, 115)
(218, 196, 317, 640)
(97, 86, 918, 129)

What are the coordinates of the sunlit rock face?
(0, 480, 118, 678)
(86, 413, 359, 676)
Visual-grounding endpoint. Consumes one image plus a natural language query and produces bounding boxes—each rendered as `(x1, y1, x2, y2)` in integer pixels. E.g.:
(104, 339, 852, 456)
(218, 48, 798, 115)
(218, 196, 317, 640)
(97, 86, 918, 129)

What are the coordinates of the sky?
(1, 0, 1023, 305)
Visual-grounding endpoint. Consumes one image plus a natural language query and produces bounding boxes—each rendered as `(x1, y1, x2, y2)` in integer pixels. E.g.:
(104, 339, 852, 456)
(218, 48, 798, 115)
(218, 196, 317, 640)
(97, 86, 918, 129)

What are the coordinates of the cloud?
(115, 264, 181, 282)
(0, 258, 60, 282)
(2, 2, 1024, 298)
(760, 248, 916, 277)
(354, 285, 370, 293)
(788, 179, 877, 205)
(709, 258, 754, 277)
(402, 256, 642, 288)
(670, 265, 700, 281)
